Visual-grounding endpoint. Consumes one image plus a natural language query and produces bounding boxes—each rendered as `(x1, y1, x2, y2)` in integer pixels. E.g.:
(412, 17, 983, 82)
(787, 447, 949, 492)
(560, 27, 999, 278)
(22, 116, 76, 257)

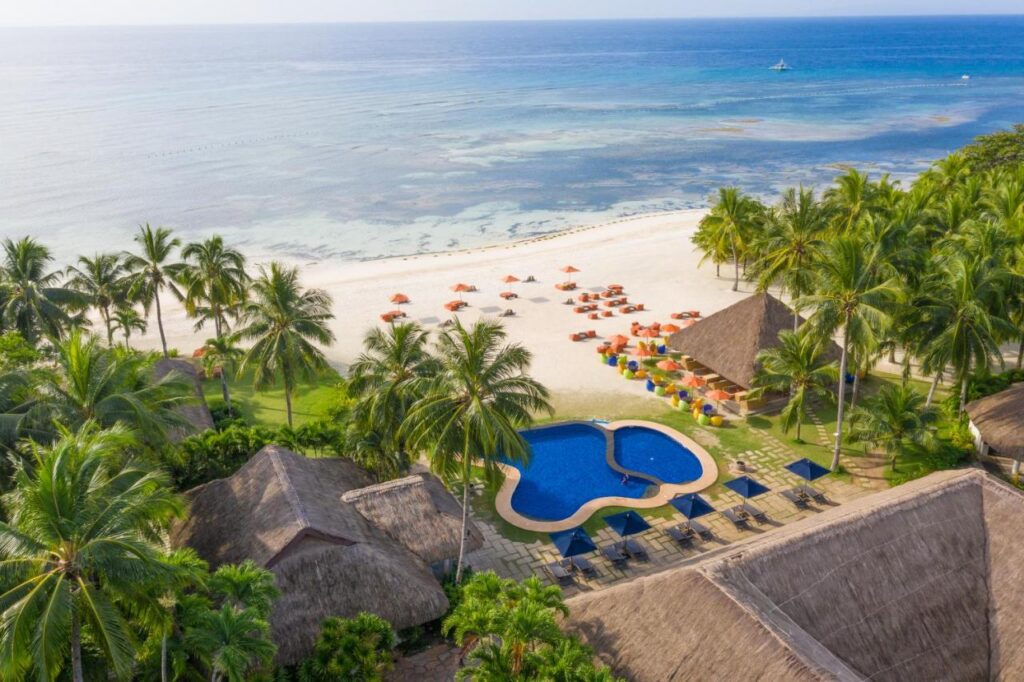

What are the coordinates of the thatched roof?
(173, 446, 480, 663)
(666, 293, 838, 390)
(565, 470, 1024, 681)
(966, 383, 1024, 459)
(153, 357, 214, 437)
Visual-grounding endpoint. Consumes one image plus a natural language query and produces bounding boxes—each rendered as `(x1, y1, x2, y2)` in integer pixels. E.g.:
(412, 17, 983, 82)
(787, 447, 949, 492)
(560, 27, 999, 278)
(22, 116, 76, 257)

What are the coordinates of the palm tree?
(208, 560, 279, 619)
(912, 256, 1015, 414)
(0, 237, 82, 342)
(797, 238, 899, 470)
(65, 253, 128, 345)
(1, 329, 192, 445)
(849, 383, 938, 471)
(0, 423, 184, 682)
(750, 186, 827, 328)
(201, 334, 244, 414)
(187, 605, 276, 682)
(180, 236, 248, 341)
(111, 305, 148, 349)
(237, 262, 335, 426)
(349, 322, 439, 465)
(696, 187, 762, 291)
(751, 330, 838, 443)
(404, 319, 551, 582)
(824, 168, 872, 234)
(124, 224, 184, 357)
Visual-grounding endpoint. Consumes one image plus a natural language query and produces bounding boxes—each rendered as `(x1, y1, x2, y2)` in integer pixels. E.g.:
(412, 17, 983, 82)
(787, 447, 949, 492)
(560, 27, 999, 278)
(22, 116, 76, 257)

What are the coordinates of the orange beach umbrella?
(608, 334, 630, 346)
(451, 282, 473, 300)
(390, 293, 410, 304)
(661, 323, 681, 334)
(561, 265, 580, 274)
(638, 328, 661, 338)
(656, 360, 682, 371)
(681, 375, 706, 388)
(706, 389, 732, 401)
(633, 346, 655, 357)
(501, 275, 520, 284)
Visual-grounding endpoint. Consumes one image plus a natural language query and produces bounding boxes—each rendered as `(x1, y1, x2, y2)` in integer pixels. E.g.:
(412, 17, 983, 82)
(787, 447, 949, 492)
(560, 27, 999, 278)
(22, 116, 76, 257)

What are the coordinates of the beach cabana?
(724, 475, 769, 498)
(669, 493, 715, 519)
(172, 445, 482, 664)
(965, 383, 1024, 475)
(785, 458, 831, 481)
(564, 470, 1024, 681)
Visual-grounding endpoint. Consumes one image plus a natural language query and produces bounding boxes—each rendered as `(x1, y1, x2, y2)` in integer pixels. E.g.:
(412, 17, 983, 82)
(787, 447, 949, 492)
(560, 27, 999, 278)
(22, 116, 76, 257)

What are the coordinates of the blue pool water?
(505, 422, 703, 522)
(614, 426, 704, 485)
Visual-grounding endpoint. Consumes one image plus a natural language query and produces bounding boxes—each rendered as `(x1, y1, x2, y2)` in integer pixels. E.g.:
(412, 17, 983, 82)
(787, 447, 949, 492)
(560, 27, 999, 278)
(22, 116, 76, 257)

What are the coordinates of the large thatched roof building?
(172, 445, 483, 663)
(966, 383, 1024, 471)
(666, 292, 838, 391)
(154, 357, 215, 438)
(565, 469, 1024, 681)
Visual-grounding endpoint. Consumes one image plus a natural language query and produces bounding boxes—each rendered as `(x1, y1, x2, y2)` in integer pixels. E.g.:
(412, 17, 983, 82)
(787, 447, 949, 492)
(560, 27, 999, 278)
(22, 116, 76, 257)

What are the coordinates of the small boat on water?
(961, 74, 971, 80)
(770, 59, 791, 72)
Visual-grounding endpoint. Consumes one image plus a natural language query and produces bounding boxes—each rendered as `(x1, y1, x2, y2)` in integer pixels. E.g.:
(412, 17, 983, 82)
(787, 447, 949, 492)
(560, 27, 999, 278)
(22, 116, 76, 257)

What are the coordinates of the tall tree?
(695, 187, 762, 291)
(180, 236, 248, 341)
(123, 224, 184, 357)
(65, 253, 128, 346)
(750, 330, 837, 443)
(237, 262, 335, 426)
(0, 423, 184, 682)
(186, 605, 275, 682)
(797, 238, 899, 470)
(824, 168, 873, 235)
(849, 383, 938, 471)
(111, 305, 147, 349)
(404, 319, 551, 582)
(201, 334, 244, 414)
(0, 237, 82, 342)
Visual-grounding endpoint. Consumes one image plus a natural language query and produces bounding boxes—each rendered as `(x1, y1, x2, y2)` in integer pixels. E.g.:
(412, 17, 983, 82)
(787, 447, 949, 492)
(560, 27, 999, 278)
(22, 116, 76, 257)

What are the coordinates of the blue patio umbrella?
(669, 493, 715, 519)
(785, 458, 831, 481)
(549, 527, 597, 558)
(725, 475, 770, 498)
(603, 510, 652, 537)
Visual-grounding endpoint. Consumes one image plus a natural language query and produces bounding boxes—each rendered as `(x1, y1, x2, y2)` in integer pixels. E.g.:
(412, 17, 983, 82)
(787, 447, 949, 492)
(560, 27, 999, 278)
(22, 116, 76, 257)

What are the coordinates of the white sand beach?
(144, 209, 759, 399)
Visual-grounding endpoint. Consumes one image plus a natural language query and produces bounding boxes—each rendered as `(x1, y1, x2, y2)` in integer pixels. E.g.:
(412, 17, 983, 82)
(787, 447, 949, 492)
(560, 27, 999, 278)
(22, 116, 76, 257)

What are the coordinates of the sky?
(0, 0, 1021, 26)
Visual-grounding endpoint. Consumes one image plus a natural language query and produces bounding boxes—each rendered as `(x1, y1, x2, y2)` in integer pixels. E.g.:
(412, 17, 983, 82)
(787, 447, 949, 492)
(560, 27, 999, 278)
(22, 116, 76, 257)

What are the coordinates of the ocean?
(1, 16, 1022, 263)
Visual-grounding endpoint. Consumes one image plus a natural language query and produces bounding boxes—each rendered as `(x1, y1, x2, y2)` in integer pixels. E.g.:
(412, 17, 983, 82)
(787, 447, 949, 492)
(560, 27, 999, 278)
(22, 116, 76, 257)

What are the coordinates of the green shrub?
(298, 613, 396, 682)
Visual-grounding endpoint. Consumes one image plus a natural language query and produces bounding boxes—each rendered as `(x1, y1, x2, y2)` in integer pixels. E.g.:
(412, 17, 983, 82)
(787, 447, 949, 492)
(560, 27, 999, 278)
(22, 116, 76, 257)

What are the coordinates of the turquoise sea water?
(1, 17, 1022, 261)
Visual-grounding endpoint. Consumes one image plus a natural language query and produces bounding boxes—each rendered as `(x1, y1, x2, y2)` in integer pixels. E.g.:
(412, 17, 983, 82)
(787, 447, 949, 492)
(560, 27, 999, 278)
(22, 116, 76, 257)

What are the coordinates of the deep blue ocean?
(1, 17, 1022, 261)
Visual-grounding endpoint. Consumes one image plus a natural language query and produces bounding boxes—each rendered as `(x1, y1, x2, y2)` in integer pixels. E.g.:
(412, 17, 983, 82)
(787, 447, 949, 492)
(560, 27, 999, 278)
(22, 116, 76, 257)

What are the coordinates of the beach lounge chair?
(741, 503, 768, 524)
(686, 518, 714, 540)
(636, 303, 645, 311)
(564, 556, 598, 578)
(723, 507, 749, 530)
(525, 275, 536, 282)
(667, 525, 694, 548)
(499, 309, 515, 317)
(601, 310, 613, 317)
(543, 562, 573, 585)
(782, 488, 809, 509)
(799, 485, 829, 504)
(616, 539, 648, 561)
(602, 545, 628, 566)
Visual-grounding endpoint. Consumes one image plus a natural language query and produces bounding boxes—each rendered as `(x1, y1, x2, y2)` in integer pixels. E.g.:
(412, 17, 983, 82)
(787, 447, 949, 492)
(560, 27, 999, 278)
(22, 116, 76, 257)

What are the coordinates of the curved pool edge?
(494, 419, 719, 533)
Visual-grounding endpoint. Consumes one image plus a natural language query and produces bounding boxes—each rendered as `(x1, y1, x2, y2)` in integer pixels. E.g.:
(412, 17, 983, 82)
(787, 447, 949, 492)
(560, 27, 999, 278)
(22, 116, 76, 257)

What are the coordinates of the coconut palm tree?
(186, 604, 275, 682)
(180, 236, 248, 341)
(751, 330, 838, 443)
(750, 186, 827, 328)
(349, 322, 439, 464)
(65, 252, 129, 345)
(824, 168, 872, 235)
(0, 237, 82, 342)
(201, 334, 244, 414)
(111, 305, 148, 349)
(797, 238, 900, 470)
(696, 187, 762, 291)
(0, 423, 184, 682)
(1, 329, 192, 446)
(404, 319, 551, 582)
(123, 224, 184, 357)
(237, 262, 335, 426)
(208, 560, 279, 619)
(849, 383, 938, 471)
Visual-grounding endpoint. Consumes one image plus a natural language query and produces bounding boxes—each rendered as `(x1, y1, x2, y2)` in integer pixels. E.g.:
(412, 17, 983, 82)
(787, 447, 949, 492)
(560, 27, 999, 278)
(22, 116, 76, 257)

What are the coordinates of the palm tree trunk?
(959, 373, 970, 415)
(850, 363, 861, 413)
(161, 634, 169, 682)
(102, 307, 114, 346)
(831, 324, 850, 471)
(796, 414, 802, 442)
(455, 432, 472, 584)
(284, 384, 293, 427)
(155, 285, 169, 357)
(220, 371, 232, 412)
(732, 245, 740, 292)
(926, 370, 942, 407)
(1017, 334, 1024, 369)
(716, 263, 720, 277)
(71, 610, 84, 682)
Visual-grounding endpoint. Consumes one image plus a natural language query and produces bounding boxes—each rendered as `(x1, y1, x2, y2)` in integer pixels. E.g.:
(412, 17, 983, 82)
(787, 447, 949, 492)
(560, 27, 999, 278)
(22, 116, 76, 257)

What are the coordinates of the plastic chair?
(702, 404, 714, 415)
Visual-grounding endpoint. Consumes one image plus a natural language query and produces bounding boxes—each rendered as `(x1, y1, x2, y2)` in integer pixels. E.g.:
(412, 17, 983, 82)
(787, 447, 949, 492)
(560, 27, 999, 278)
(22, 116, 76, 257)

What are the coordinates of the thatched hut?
(966, 383, 1024, 474)
(665, 293, 839, 413)
(172, 445, 482, 663)
(565, 469, 1024, 681)
(153, 357, 215, 438)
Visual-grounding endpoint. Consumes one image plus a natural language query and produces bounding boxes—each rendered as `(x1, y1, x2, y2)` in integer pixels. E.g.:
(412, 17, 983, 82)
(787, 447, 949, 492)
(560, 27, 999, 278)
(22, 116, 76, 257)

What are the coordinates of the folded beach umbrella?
(681, 375, 706, 388)
(656, 359, 681, 371)
(603, 510, 652, 537)
(785, 458, 831, 481)
(550, 527, 597, 558)
(725, 475, 770, 498)
(390, 293, 410, 304)
(501, 274, 520, 283)
(669, 493, 715, 519)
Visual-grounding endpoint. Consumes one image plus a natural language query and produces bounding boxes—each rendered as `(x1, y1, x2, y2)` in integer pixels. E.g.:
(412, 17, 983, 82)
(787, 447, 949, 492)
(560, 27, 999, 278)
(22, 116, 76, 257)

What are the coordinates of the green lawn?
(201, 369, 346, 427)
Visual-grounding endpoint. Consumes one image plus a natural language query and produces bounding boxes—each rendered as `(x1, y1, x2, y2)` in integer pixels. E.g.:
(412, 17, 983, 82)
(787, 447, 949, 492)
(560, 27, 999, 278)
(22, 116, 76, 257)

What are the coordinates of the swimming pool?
(497, 420, 717, 531)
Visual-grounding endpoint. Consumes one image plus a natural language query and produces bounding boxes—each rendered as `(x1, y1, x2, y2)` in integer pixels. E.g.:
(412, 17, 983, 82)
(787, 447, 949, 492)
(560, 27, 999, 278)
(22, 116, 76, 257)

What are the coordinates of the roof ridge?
(341, 474, 425, 501)
(267, 447, 311, 532)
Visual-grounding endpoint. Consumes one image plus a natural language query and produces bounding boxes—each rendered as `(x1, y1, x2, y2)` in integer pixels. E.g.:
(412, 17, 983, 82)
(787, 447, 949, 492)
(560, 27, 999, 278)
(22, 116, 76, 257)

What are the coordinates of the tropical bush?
(295, 613, 396, 682)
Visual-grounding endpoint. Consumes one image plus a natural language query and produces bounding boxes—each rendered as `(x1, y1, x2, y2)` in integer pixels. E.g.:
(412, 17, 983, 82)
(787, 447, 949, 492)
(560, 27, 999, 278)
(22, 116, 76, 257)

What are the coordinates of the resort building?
(966, 383, 1024, 475)
(665, 292, 839, 413)
(171, 445, 482, 663)
(564, 469, 1023, 681)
